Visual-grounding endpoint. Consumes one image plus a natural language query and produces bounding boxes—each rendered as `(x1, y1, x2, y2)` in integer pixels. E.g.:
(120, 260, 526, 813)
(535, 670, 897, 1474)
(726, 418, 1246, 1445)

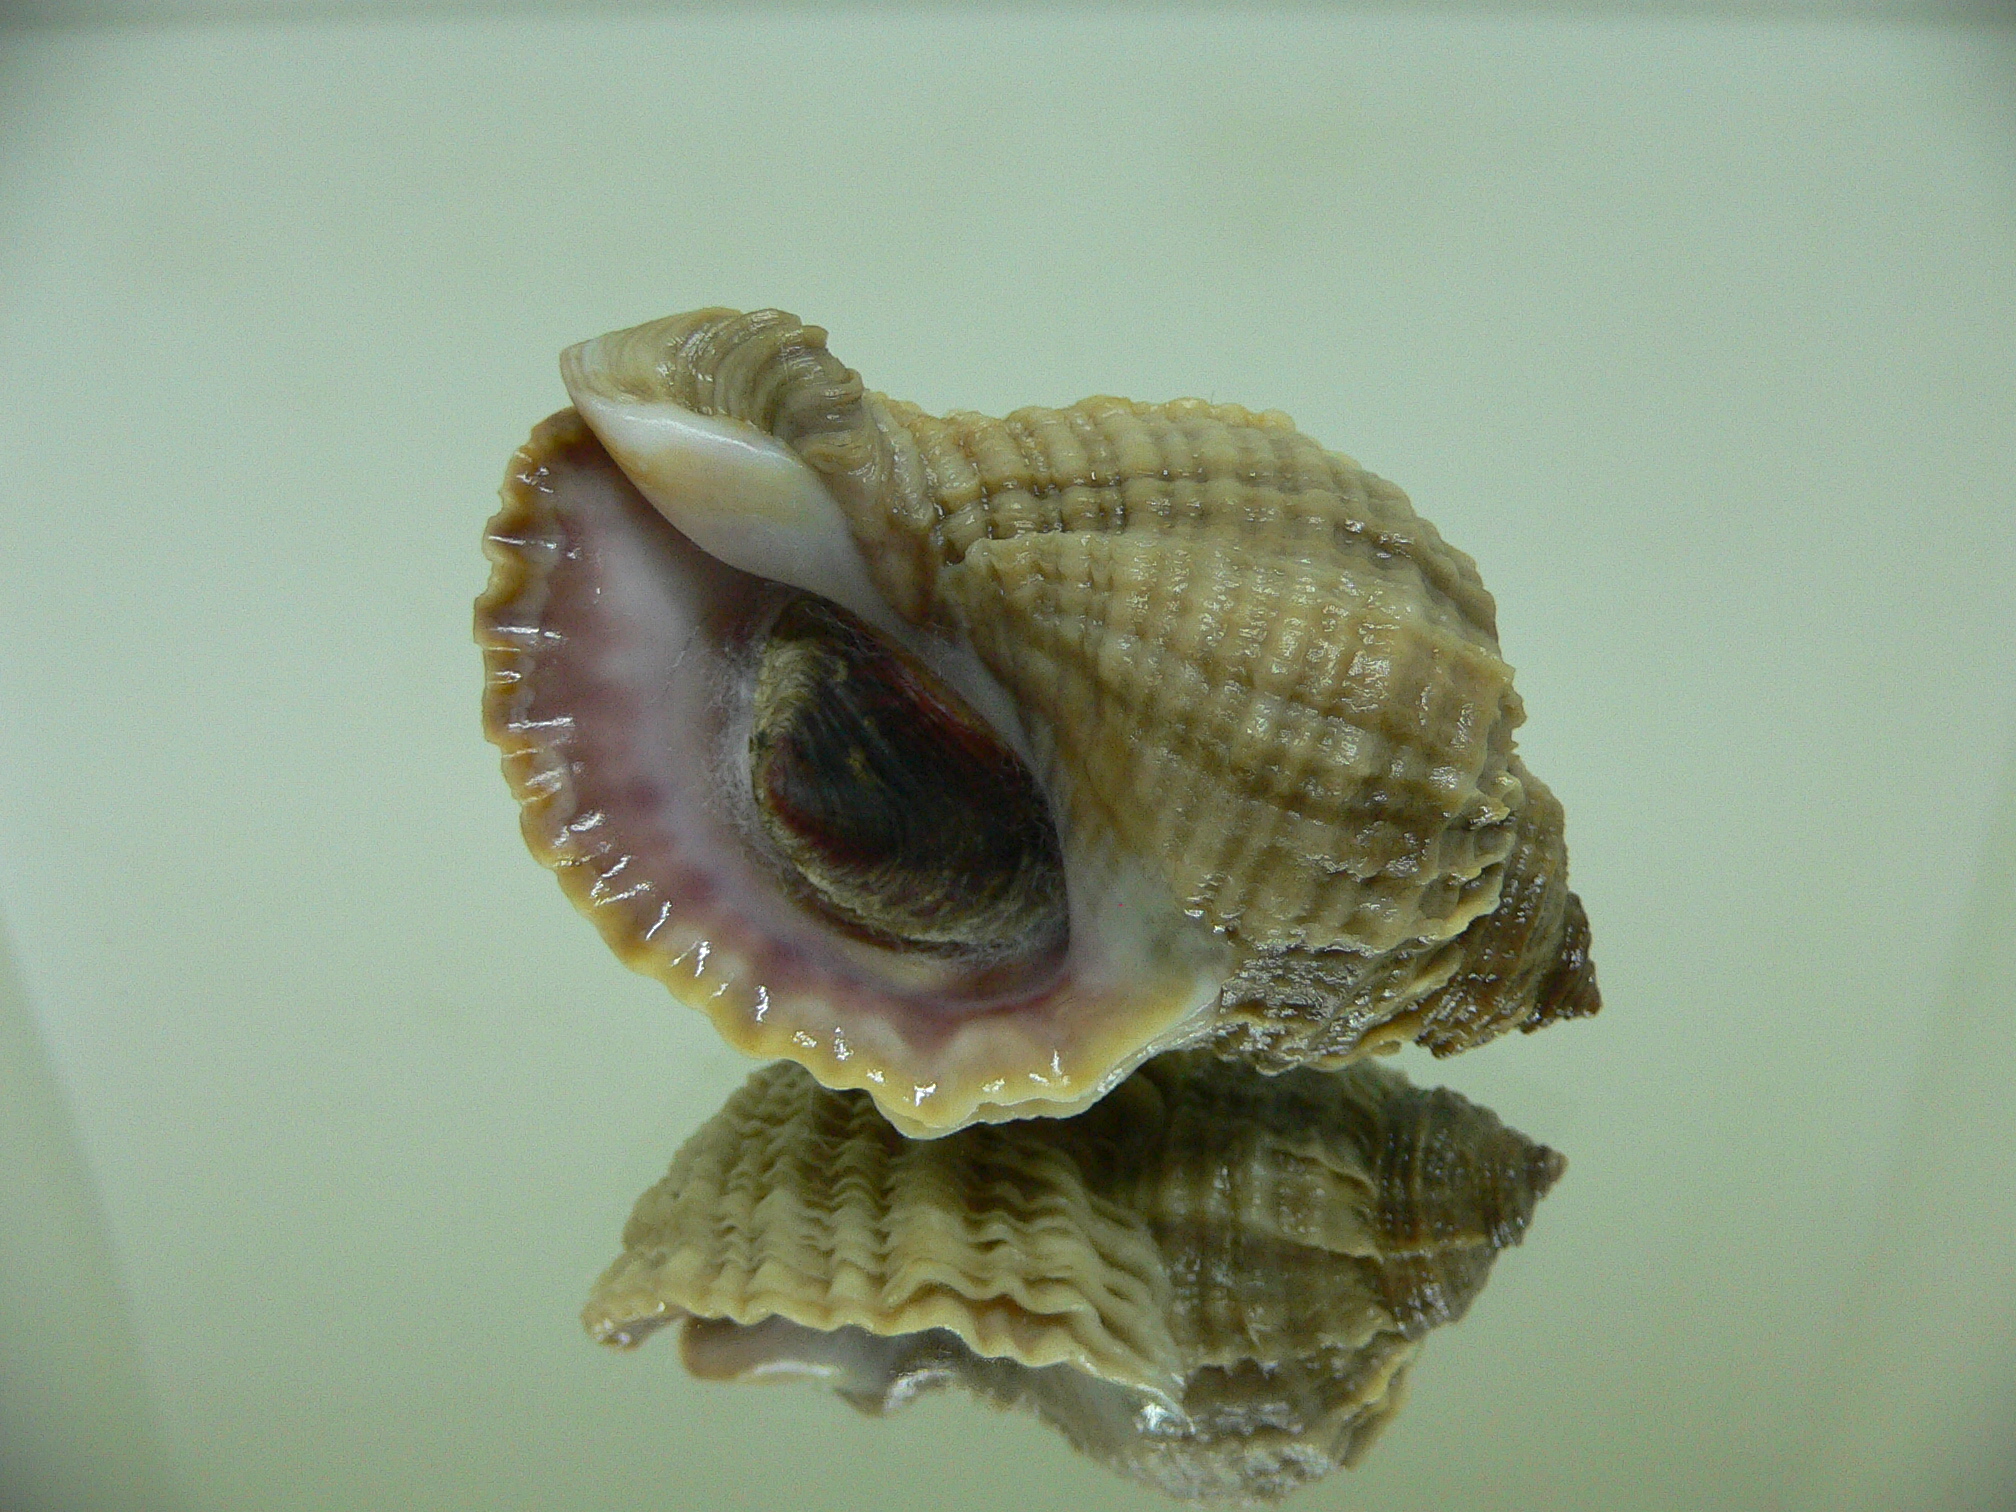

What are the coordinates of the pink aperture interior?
(495, 416, 1093, 1062)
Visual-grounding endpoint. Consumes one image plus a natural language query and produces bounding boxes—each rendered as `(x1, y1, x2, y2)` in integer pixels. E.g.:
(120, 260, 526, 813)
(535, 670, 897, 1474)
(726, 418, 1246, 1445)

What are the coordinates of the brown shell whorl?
(1207, 758, 1602, 1068)
(1410, 764, 1602, 1056)
(860, 385, 1533, 957)
(878, 392, 1500, 637)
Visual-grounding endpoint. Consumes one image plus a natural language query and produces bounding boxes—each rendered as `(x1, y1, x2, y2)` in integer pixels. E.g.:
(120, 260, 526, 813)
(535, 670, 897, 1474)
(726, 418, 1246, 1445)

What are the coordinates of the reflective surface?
(587, 1053, 1563, 1503)
(1, 7, 2013, 1512)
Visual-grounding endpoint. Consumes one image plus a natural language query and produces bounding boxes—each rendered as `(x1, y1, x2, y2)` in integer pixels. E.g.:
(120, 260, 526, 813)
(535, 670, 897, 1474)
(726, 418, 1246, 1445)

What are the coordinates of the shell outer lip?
(476, 408, 1229, 1136)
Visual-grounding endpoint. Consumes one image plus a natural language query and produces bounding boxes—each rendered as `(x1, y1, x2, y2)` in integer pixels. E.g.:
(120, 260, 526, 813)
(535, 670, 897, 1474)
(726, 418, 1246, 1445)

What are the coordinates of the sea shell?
(476, 308, 1598, 1134)
(584, 1051, 1565, 1503)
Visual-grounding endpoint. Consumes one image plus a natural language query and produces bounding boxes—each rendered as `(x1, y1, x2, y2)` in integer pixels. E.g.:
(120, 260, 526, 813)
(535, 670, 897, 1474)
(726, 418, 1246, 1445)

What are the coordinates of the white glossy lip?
(558, 332, 1044, 775)
(561, 337, 905, 642)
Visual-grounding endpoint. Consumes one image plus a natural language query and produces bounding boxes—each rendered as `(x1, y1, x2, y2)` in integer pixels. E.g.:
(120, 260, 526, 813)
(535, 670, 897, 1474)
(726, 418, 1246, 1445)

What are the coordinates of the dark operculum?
(748, 595, 1068, 969)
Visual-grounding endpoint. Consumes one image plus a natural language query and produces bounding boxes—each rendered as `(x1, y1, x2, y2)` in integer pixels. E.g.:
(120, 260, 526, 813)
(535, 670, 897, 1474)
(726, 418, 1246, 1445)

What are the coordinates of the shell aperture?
(476, 308, 1599, 1133)
(583, 1052, 1566, 1503)
(748, 594, 1068, 967)
(478, 408, 1223, 1136)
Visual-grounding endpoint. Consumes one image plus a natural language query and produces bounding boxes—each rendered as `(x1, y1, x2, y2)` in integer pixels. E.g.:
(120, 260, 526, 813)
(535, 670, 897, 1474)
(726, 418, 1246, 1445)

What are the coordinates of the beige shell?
(477, 308, 1598, 1134)
(584, 1051, 1564, 1502)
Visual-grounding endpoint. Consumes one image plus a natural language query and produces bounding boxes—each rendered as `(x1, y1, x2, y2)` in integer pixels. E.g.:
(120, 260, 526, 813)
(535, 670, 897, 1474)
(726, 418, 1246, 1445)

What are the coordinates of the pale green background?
(1, 5, 2012, 1511)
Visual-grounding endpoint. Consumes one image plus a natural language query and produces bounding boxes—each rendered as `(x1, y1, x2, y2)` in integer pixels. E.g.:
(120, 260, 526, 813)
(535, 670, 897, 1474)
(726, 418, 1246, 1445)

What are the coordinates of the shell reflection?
(585, 1052, 1564, 1502)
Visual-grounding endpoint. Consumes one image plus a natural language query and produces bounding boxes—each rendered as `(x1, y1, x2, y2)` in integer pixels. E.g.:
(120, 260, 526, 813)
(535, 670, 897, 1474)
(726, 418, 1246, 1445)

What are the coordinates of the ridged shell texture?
(585, 1052, 1564, 1501)
(479, 308, 1599, 1133)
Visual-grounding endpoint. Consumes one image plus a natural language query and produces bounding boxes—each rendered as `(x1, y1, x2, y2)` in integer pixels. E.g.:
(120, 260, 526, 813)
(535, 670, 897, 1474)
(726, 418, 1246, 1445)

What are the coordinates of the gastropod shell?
(476, 309, 1598, 1135)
